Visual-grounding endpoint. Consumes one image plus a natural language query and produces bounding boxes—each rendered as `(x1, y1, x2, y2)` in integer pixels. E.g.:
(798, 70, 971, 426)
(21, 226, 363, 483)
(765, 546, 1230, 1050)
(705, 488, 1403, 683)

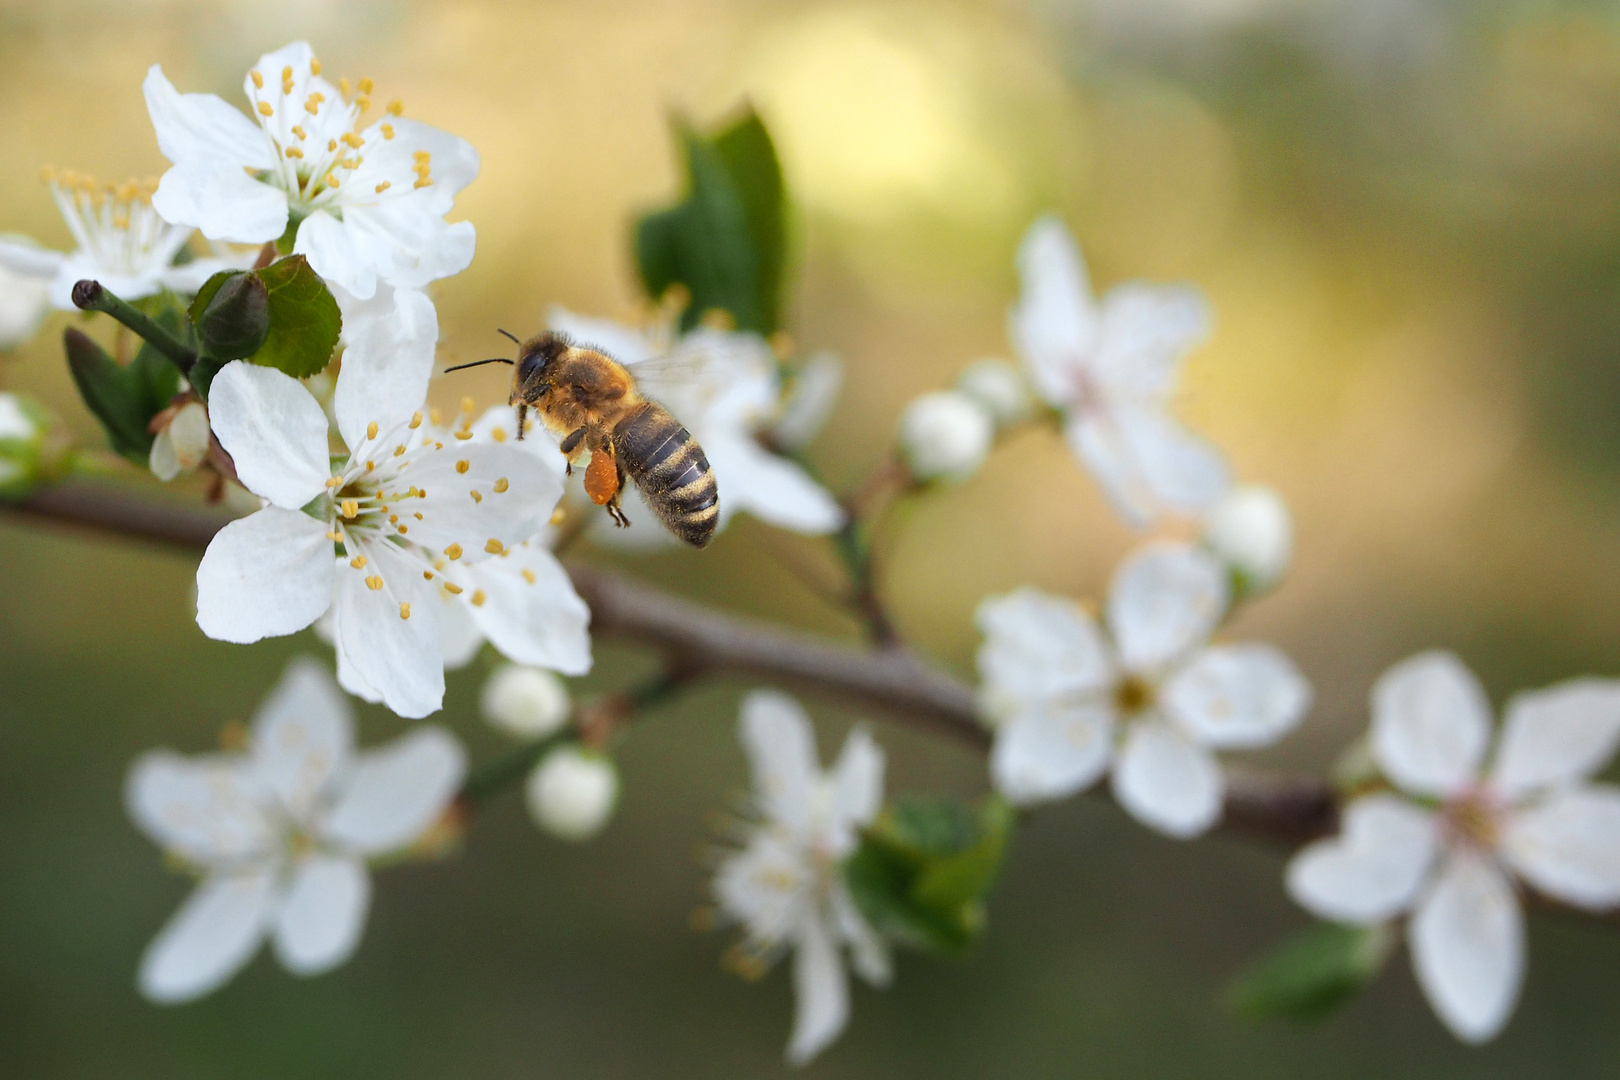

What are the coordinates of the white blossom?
(772, 350, 844, 451)
(0, 392, 48, 496)
(713, 691, 891, 1065)
(195, 360, 563, 718)
(483, 664, 572, 738)
(977, 542, 1311, 837)
(1009, 215, 1229, 526)
(0, 253, 52, 346)
(149, 401, 212, 482)
(547, 308, 844, 545)
(0, 172, 241, 310)
(144, 41, 478, 300)
(1287, 652, 1620, 1043)
(1202, 484, 1293, 592)
(955, 357, 1034, 429)
(898, 389, 994, 482)
(126, 658, 465, 1002)
(526, 746, 618, 841)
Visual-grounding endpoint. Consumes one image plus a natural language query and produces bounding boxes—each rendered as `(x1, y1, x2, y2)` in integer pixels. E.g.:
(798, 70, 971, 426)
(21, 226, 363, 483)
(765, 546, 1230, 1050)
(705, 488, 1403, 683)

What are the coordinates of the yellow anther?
(387, 99, 404, 115)
(485, 538, 505, 555)
(491, 427, 507, 442)
(470, 490, 483, 503)
(454, 429, 473, 440)
(423, 570, 433, 580)
(399, 602, 411, 620)
(257, 101, 274, 117)
(339, 77, 351, 96)
(366, 421, 379, 440)
(310, 57, 321, 75)
(444, 582, 463, 595)
(393, 443, 405, 457)
(251, 71, 264, 89)
(444, 543, 463, 560)
(281, 66, 293, 82)
(455, 460, 470, 474)
(365, 575, 384, 591)
(350, 555, 367, 569)
(340, 499, 359, 518)
(417, 489, 427, 498)
(414, 177, 432, 189)
(521, 568, 536, 585)
(325, 173, 340, 188)
(409, 411, 422, 429)
(342, 132, 364, 149)
(378, 505, 389, 514)
(365, 460, 375, 472)
(375, 181, 391, 193)
(359, 77, 374, 94)
(434, 559, 447, 570)
(460, 396, 474, 414)
(311, 91, 325, 104)
(305, 96, 321, 115)
(285, 147, 304, 159)
(471, 590, 487, 607)
(327, 139, 338, 152)
(493, 478, 509, 493)
(291, 124, 307, 140)
(356, 96, 371, 112)
(434, 441, 444, 450)
(396, 524, 408, 534)
(389, 514, 399, 524)
(381, 124, 395, 140)
(413, 150, 431, 162)
(414, 512, 423, 520)
(326, 530, 342, 541)
(549, 508, 567, 525)
(325, 476, 342, 488)
(429, 407, 443, 426)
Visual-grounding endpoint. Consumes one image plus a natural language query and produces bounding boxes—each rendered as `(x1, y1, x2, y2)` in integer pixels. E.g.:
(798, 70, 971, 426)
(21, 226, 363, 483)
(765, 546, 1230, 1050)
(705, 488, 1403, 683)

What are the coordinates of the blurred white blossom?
(144, 40, 478, 300)
(126, 658, 465, 1002)
(483, 664, 572, 738)
(526, 746, 618, 841)
(1202, 483, 1293, 591)
(0, 172, 241, 309)
(1009, 215, 1229, 526)
(898, 389, 994, 482)
(0, 255, 52, 346)
(1288, 652, 1620, 1043)
(148, 401, 212, 482)
(772, 350, 844, 451)
(547, 308, 845, 544)
(0, 391, 52, 497)
(955, 357, 1034, 429)
(977, 542, 1310, 837)
(196, 361, 561, 718)
(713, 691, 891, 1065)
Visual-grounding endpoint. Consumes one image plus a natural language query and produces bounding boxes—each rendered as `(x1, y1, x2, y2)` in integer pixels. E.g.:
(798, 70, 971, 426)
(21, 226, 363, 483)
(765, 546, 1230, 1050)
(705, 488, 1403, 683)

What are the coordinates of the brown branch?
(4, 479, 1332, 847)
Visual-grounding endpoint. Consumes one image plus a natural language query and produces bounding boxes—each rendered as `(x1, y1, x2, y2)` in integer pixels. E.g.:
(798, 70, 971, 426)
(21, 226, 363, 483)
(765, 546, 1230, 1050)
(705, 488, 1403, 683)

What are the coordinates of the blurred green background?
(6, 0, 1620, 1075)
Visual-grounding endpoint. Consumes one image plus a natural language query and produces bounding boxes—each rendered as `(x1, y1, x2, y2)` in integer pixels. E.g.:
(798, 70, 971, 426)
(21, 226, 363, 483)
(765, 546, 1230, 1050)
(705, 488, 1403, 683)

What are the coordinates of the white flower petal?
(773, 350, 843, 450)
(1285, 794, 1439, 923)
(1066, 412, 1157, 526)
(401, 442, 560, 561)
(331, 205, 476, 294)
(0, 238, 64, 278)
(829, 726, 884, 835)
(787, 913, 850, 1066)
(332, 285, 439, 448)
(1092, 282, 1210, 400)
(460, 543, 592, 675)
(547, 306, 658, 364)
(1409, 851, 1524, 1044)
(991, 701, 1114, 806)
(712, 830, 809, 945)
(321, 726, 465, 854)
(830, 881, 892, 988)
(249, 658, 353, 821)
(143, 64, 276, 169)
(149, 428, 181, 482)
(138, 869, 276, 1003)
(1008, 214, 1097, 406)
(976, 588, 1113, 709)
(207, 361, 333, 509)
(1110, 720, 1223, 838)
(195, 508, 334, 643)
(1492, 678, 1620, 799)
(1371, 651, 1491, 799)
(438, 596, 483, 668)
(1107, 541, 1228, 674)
(331, 540, 444, 719)
(1162, 643, 1312, 749)
(1107, 404, 1230, 517)
(271, 854, 370, 975)
(294, 210, 376, 300)
(740, 690, 821, 839)
(1501, 785, 1620, 910)
(703, 432, 845, 535)
(125, 751, 274, 864)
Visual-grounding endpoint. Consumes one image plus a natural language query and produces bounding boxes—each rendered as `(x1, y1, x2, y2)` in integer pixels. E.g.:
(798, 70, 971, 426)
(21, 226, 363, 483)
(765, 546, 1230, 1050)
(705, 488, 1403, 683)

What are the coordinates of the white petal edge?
(1371, 651, 1492, 799)
(739, 690, 822, 840)
(1110, 720, 1223, 838)
(249, 657, 354, 822)
(1161, 643, 1312, 750)
(786, 913, 850, 1066)
(1107, 541, 1228, 674)
(332, 285, 440, 448)
(1501, 785, 1620, 911)
(1008, 214, 1097, 407)
(829, 726, 884, 835)
(195, 508, 333, 643)
(271, 854, 371, 975)
(1285, 794, 1439, 924)
(125, 751, 275, 864)
(1492, 678, 1620, 799)
(321, 726, 466, 854)
(207, 361, 333, 509)
(975, 588, 1113, 710)
(1408, 851, 1524, 1044)
(990, 701, 1114, 806)
(138, 868, 276, 1003)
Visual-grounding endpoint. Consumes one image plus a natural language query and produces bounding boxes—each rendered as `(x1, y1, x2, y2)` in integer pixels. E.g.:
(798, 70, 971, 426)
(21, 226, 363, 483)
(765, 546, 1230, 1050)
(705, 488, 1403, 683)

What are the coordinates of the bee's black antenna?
(443, 357, 515, 373)
(496, 328, 522, 345)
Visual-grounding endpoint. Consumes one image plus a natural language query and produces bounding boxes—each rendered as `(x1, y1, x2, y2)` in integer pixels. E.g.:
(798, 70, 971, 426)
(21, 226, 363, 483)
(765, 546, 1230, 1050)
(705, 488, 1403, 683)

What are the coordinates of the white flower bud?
(0, 392, 47, 497)
(898, 389, 994, 482)
(1202, 484, 1293, 591)
(481, 664, 572, 738)
(149, 402, 212, 482)
(526, 747, 619, 841)
(955, 358, 1033, 428)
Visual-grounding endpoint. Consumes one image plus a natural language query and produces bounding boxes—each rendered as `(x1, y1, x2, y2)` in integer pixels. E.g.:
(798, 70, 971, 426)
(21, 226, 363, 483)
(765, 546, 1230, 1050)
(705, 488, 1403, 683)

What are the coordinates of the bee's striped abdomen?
(612, 401, 718, 548)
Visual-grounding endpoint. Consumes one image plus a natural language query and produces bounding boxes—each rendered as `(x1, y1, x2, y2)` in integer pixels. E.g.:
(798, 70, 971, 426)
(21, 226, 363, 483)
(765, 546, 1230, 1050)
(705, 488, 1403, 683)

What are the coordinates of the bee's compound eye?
(517, 351, 547, 386)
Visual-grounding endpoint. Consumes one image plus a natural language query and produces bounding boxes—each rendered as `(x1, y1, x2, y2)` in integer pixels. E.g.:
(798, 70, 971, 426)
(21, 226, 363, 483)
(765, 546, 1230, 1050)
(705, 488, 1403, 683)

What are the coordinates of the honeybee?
(446, 330, 719, 548)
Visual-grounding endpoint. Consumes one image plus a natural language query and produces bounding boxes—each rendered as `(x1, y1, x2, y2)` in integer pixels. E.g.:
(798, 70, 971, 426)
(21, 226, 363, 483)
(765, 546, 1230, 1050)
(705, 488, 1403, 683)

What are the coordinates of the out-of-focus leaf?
(248, 255, 340, 380)
(63, 328, 157, 462)
(1226, 921, 1394, 1024)
(711, 111, 785, 333)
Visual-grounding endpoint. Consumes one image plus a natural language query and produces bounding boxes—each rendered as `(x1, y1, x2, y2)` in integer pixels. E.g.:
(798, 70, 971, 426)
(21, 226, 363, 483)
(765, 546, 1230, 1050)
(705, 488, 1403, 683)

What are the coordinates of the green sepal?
(634, 107, 787, 335)
(844, 795, 1015, 953)
(1226, 921, 1394, 1024)
(62, 326, 180, 463)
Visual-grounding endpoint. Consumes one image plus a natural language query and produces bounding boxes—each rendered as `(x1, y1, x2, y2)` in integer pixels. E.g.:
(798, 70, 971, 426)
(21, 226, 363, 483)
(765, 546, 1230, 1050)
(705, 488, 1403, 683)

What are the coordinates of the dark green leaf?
(711, 111, 786, 333)
(1227, 921, 1394, 1024)
(248, 255, 341, 380)
(63, 328, 156, 462)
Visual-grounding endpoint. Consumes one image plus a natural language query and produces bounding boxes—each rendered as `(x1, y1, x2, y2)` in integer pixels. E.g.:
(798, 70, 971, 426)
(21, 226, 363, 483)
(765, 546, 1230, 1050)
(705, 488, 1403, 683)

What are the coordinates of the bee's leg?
(608, 459, 631, 529)
(515, 401, 528, 442)
(559, 426, 587, 476)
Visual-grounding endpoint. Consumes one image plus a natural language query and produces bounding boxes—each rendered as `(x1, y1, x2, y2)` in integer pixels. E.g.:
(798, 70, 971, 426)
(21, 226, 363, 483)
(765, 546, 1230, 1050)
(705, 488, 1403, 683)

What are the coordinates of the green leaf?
(1227, 921, 1394, 1024)
(63, 328, 158, 462)
(844, 796, 1015, 954)
(247, 255, 341, 380)
(633, 108, 787, 335)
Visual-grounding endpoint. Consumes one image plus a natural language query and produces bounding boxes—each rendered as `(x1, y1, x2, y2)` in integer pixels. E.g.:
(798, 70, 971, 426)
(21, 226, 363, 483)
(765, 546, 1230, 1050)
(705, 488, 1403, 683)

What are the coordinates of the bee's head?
(511, 332, 570, 400)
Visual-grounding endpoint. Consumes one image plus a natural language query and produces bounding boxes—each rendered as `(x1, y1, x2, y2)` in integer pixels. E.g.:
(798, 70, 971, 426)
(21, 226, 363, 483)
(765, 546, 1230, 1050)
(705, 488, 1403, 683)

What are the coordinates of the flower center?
(1115, 674, 1155, 715)
(1440, 787, 1503, 850)
(1069, 362, 1105, 416)
(41, 168, 174, 274)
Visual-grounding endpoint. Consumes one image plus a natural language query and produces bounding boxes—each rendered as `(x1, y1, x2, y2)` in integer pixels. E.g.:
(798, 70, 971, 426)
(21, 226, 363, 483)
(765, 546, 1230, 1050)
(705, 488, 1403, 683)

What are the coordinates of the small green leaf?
(63, 328, 156, 462)
(1227, 921, 1394, 1024)
(711, 111, 786, 333)
(247, 255, 341, 380)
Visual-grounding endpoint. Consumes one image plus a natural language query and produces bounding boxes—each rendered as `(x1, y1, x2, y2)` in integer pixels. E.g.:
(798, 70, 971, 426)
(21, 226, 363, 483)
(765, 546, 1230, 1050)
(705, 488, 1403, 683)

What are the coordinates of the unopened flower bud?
(899, 389, 994, 482)
(955, 358, 1033, 428)
(1202, 484, 1292, 592)
(482, 664, 571, 738)
(194, 271, 270, 361)
(0, 391, 50, 498)
(149, 401, 212, 482)
(526, 747, 618, 841)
